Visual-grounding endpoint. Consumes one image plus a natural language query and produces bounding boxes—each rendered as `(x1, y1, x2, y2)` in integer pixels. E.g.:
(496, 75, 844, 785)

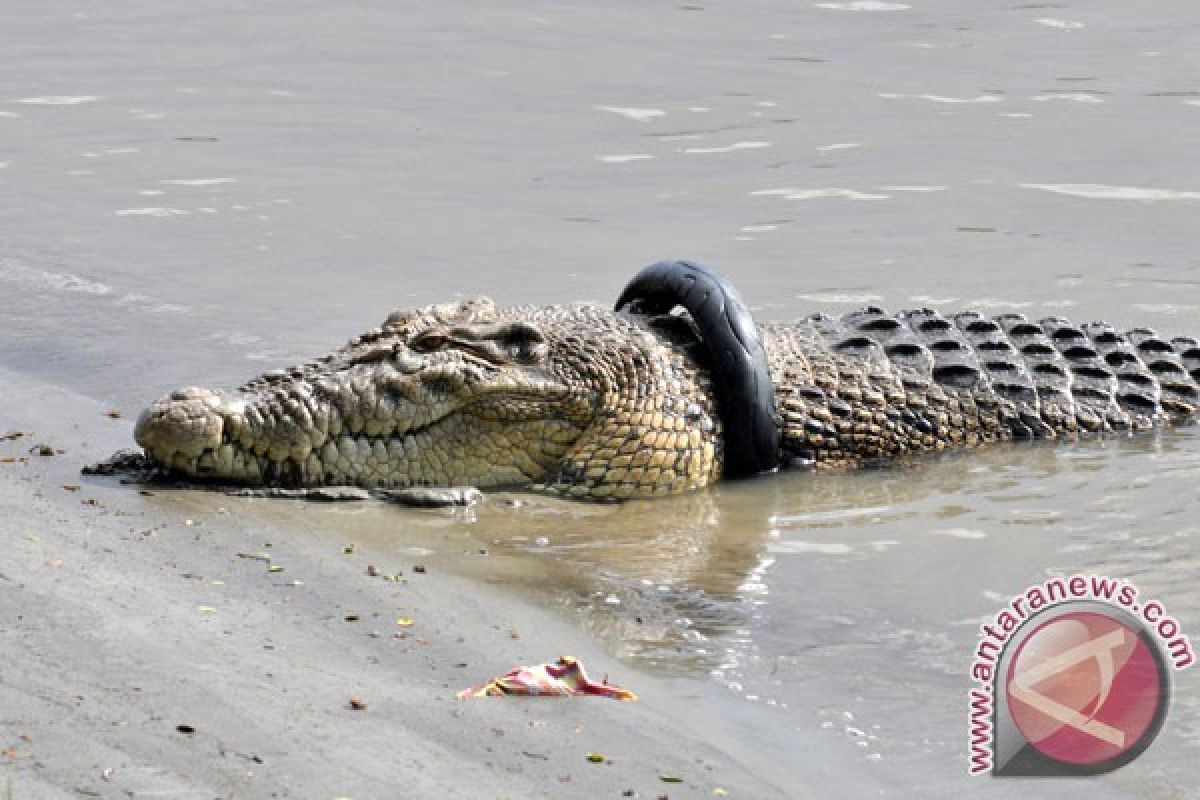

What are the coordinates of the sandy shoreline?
(0, 366, 805, 799)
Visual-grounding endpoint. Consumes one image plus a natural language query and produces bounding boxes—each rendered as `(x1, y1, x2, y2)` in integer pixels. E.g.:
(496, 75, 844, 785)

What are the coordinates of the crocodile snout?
(134, 387, 227, 468)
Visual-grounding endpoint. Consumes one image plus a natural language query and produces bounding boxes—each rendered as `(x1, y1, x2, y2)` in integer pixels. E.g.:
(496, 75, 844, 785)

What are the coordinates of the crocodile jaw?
(135, 382, 588, 488)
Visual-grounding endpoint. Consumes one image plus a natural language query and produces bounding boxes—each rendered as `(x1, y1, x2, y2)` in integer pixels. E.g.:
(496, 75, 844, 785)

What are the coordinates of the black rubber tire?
(614, 260, 781, 477)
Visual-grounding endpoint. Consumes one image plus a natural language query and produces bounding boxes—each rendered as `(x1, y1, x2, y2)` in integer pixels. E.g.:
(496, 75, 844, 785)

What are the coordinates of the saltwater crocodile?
(133, 262, 1200, 500)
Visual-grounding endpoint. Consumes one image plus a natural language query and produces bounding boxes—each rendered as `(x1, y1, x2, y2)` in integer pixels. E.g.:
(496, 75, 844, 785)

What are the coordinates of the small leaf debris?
(586, 752, 605, 763)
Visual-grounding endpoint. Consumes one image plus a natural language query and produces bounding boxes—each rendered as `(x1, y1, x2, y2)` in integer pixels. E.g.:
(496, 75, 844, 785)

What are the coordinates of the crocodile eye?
(508, 341, 548, 363)
(410, 332, 447, 353)
(495, 324, 547, 364)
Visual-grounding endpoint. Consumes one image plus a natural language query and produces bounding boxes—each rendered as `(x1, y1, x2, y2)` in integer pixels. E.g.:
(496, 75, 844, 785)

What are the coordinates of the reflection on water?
(336, 489, 759, 671)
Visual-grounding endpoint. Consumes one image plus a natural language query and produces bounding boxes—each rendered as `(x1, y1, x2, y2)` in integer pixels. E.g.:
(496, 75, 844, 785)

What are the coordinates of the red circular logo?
(1005, 611, 1166, 766)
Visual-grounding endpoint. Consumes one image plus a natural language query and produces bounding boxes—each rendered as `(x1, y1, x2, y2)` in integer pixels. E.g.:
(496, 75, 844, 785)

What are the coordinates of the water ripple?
(114, 207, 191, 216)
(1036, 18, 1084, 29)
(684, 141, 772, 154)
(1021, 183, 1200, 200)
(816, 2, 911, 10)
(879, 93, 1003, 104)
(160, 178, 238, 187)
(753, 187, 889, 200)
(593, 105, 665, 122)
(595, 153, 654, 163)
(14, 95, 100, 105)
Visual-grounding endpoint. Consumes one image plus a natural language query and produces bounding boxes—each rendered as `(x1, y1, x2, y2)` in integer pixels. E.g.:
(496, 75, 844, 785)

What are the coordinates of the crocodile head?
(135, 298, 721, 499)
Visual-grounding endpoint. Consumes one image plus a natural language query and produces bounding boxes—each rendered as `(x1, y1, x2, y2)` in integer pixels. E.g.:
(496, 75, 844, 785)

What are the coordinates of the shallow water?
(4, 0, 1200, 795)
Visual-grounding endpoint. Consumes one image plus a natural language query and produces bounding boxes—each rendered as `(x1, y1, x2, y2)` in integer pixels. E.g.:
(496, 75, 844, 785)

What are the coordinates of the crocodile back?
(761, 307, 1200, 468)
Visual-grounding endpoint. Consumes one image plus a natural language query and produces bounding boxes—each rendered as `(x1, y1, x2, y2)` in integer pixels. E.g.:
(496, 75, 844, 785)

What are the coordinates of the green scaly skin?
(134, 298, 1200, 499)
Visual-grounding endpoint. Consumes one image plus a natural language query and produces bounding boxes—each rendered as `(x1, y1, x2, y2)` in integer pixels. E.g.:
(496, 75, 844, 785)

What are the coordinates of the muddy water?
(4, 0, 1200, 795)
